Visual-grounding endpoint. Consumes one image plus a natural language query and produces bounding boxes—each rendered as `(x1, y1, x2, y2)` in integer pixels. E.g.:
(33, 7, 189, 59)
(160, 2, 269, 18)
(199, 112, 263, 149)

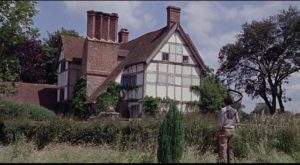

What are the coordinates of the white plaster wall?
(59, 50, 64, 61)
(137, 73, 143, 85)
(175, 86, 181, 101)
(158, 63, 167, 73)
(157, 85, 166, 98)
(154, 52, 161, 60)
(182, 87, 191, 101)
(115, 71, 122, 83)
(145, 84, 156, 97)
(147, 63, 157, 71)
(58, 71, 68, 87)
(146, 73, 156, 83)
(168, 86, 175, 99)
(64, 87, 68, 100)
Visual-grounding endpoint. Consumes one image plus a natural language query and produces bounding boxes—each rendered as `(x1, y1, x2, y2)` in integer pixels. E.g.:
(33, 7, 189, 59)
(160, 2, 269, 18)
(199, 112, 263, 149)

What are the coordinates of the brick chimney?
(87, 10, 96, 38)
(118, 28, 129, 43)
(167, 6, 181, 28)
(87, 10, 119, 42)
(110, 13, 118, 42)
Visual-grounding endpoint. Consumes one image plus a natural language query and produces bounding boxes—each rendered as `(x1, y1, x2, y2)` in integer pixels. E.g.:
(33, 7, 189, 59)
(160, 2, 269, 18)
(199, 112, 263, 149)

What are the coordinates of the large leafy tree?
(190, 74, 228, 114)
(16, 39, 47, 83)
(0, 1, 39, 82)
(217, 6, 300, 114)
(43, 27, 80, 84)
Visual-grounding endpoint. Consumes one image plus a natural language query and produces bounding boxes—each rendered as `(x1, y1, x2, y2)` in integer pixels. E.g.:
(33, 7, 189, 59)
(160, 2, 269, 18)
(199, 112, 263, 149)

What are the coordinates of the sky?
(33, 1, 300, 114)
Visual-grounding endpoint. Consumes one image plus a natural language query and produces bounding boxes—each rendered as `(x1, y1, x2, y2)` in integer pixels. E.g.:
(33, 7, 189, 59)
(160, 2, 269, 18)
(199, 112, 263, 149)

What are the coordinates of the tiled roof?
(119, 26, 172, 66)
(61, 35, 85, 61)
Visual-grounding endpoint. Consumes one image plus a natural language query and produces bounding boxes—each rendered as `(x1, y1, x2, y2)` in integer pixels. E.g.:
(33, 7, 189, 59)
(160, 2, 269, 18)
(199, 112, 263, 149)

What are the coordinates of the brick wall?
(0, 82, 57, 110)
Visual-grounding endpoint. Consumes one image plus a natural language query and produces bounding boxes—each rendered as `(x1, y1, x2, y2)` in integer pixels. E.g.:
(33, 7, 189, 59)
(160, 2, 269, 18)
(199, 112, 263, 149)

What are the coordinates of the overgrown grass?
(0, 107, 299, 163)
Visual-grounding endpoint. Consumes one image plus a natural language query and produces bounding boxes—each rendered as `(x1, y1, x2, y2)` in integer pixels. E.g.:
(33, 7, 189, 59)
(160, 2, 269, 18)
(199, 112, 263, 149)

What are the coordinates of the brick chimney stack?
(118, 28, 129, 43)
(87, 10, 119, 42)
(167, 6, 181, 28)
(87, 10, 96, 38)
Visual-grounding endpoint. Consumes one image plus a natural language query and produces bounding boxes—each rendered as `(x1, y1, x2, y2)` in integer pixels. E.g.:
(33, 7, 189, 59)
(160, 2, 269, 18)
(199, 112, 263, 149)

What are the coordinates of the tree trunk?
(277, 85, 285, 112)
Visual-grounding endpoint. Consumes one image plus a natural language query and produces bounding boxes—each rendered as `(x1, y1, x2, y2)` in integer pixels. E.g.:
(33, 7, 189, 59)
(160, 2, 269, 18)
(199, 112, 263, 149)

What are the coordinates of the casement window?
(131, 75, 137, 86)
(122, 75, 137, 87)
(122, 75, 129, 86)
(162, 53, 169, 61)
(183, 56, 189, 63)
(59, 88, 65, 101)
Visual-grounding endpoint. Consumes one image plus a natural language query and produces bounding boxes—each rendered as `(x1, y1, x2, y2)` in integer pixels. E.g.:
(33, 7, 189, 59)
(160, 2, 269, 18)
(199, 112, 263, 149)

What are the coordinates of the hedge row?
(1, 114, 299, 159)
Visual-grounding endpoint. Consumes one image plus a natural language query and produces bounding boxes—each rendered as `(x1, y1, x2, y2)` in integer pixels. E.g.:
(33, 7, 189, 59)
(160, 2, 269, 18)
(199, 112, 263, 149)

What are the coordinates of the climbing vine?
(96, 81, 122, 114)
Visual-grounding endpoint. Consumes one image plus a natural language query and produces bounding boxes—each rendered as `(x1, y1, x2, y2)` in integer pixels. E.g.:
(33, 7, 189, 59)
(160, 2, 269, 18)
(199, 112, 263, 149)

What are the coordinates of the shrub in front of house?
(140, 96, 161, 117)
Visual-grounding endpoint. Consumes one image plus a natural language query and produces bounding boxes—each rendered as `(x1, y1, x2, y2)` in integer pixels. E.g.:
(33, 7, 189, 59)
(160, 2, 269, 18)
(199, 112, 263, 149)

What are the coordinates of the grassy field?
(0, 135, 298, 163)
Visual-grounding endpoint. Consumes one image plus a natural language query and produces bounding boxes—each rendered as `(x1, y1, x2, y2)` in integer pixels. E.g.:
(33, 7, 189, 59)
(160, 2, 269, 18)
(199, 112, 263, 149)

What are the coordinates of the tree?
(42, 27, 80, 84)
(0, 1, 39, 82)
(190, 74, 227, 113)
(157, 101, 185, 163)
(16, 39, 46, 83)
(217, 6, 300, 114)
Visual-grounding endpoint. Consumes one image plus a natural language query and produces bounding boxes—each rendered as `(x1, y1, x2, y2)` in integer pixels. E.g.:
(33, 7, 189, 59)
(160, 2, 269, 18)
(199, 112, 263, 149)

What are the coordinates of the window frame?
(162, 53, 169, 61)
(183, 56, 189, 63)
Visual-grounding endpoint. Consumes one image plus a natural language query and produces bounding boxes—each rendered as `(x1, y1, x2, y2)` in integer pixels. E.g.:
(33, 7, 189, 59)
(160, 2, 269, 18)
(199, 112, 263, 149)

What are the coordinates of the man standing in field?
(217, 96, 240, 163)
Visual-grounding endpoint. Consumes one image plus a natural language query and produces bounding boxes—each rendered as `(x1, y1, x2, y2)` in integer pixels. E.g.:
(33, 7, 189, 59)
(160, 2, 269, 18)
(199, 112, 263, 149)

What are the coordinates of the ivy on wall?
(96, 81, 122, 114)
(73, 76, 90, 120)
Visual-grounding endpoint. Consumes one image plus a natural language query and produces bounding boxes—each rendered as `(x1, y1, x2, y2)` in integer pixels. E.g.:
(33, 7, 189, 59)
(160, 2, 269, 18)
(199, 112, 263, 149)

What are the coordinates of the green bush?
(140, 96, 161, 117)
(29, 105, 56, 121)
(233, 134, 250, 159)
(268, 127, 300, 154)
(0, 99, 56, 121)
(0, 99, 29, 120)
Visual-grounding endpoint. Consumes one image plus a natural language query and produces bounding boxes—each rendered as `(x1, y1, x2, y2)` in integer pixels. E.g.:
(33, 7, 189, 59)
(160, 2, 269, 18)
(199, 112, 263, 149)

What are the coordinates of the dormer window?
(183, 56, 189, 63)
(162, 53, 169, 61)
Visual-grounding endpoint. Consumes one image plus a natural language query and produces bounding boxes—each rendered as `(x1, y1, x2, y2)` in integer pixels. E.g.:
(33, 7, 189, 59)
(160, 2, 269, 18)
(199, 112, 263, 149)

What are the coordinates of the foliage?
(96, 81, 122, 114)
(16, 39, 47, 83)
(190, 75, 227, 113)
(0, 99, 56, 121)
(157, 101, 185, 163)
(140, 96, 161, 117)
(0, 82, 17, 98)
(217, 6, 300, 114)
(0, 1, 39, 82)
(42, 27, 80, 84)
(73, 77, 89, 120)
(28, 106, 56, 121)
(250, 102, 270, 116)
